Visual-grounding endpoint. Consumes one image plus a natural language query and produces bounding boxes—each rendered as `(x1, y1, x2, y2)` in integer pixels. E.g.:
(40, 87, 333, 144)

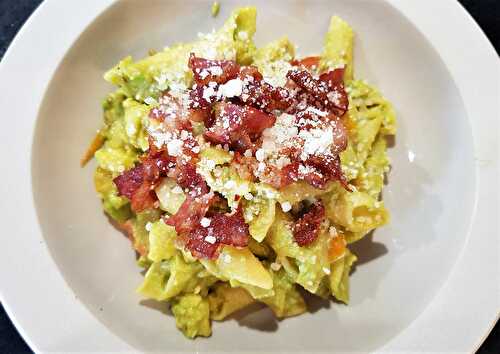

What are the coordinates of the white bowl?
(0, 0, 498, 353)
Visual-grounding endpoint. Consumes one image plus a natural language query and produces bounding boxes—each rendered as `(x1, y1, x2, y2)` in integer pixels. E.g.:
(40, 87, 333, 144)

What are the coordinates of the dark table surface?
(1, 0, 498, 353)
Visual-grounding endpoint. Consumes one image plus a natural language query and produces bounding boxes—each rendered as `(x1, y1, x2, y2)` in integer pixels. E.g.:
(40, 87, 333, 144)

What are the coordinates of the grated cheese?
(200, 217, 211, 227)
(281, 202, 292, 212)
(204, 235, 217, 244)
(218, 78, 243, 98)
(167, 139, 184, 157)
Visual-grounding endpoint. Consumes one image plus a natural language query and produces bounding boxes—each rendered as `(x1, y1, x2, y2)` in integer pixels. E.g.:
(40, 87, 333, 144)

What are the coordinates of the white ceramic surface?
(0, 0, 498, 353)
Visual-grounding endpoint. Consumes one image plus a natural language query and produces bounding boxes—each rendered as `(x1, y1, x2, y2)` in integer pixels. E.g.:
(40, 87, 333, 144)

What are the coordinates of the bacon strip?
(189, 53, 240, 85)
(113, 163, 158, 212)
(286, 68, 348, 115)
(114, 165, 145, 200)
(113, 146, 179, 213)
(185, 208, 249, 259)
(204, 102, 275, 152)
(291, 56, 320, 70)
(293, 202, 325, 246)
(165, 192, 215, 235)
(238, 70, 295, 112)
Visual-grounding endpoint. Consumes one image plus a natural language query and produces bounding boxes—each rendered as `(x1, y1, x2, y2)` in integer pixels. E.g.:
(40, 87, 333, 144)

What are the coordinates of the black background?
(0, 0, 498, 353)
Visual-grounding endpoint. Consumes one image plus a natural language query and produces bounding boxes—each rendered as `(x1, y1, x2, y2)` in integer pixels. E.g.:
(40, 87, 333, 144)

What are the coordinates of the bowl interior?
(32, 0, 475, 352)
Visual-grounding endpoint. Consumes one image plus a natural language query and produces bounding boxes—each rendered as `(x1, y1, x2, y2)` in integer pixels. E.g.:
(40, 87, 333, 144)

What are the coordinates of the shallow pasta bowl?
(0, 0, 498, 352)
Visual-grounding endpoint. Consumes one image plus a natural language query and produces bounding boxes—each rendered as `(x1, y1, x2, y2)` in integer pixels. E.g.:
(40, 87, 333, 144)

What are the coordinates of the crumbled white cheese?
(208, 66, 223, 76)
(205, 235, 217, 244)
(167, 139, 184, 157)
(243, 193, 254, 201)
(327, 90, 342, 105)
(299, 127, 334, 160)
(255, 149, 265, 162)
(260, 60, 293, 87)
(218, 78, 243, 98)
(305, 106, 328, 117)
(323, 267, 331, 275)
(281, 202, 292, 212)
(202, 85, 216, 101)
(200, 217, 211, 227)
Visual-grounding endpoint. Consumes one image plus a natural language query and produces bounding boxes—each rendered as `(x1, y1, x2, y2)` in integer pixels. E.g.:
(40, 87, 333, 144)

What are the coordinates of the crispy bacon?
(113, 147, 177, 212)
(304, 155, 350, 190)
(188, 61, 295, 114)
(204, 102, 275, 152)
(165, 192, 215, 234)
(114, 165, 145, 200)
(189, 53, 240, 85)
(143, 151, 176, 182)
(185, 208, 249, 259)
(286, 68, 348, 115)
(184, 227, 220, 259)
(278, 154, 349, 190)
(280, 162, 300, 187)
(327, 114, 349, 154)
(113, 164, 157, 212)
(291, 56, 320, 70)
(319, 69, 349, 115)
(188, 107, 210, 122)
(129, 183, 157, 212)
(239, 76, 295, 112)
(188, 85, 213, 109)
(293, 201, 325, 246)
(173, 160, 209, 196)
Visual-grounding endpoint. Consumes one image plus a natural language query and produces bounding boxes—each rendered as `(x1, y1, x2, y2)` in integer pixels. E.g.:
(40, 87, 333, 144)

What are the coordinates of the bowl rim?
(0, 0, 498, 352)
